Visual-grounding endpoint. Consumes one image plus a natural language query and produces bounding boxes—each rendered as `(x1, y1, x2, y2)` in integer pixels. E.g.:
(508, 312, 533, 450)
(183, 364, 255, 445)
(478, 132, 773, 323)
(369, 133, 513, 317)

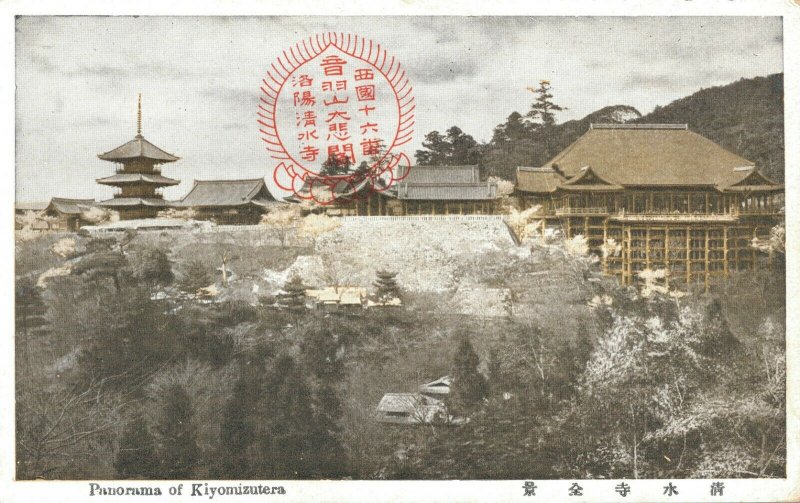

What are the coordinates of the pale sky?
(15, 16, 783, 202)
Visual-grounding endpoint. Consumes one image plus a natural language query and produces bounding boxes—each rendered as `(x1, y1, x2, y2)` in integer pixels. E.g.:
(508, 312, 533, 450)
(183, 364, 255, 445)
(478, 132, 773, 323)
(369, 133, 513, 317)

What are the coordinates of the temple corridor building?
(349, 165, 500, 216)
(515, 124, 783, 287)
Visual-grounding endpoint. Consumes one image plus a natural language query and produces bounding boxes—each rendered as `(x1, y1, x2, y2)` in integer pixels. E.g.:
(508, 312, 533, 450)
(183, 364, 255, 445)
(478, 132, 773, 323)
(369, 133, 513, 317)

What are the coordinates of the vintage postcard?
(4, 2, 799, 502)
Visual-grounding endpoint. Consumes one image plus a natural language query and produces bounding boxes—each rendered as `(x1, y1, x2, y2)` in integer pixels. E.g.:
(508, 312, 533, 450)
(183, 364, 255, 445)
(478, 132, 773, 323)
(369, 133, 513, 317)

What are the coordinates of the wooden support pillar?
(645, 226, 651, 270)
(752, 226, 758, 271)
(723, 226, 729, 277)
(623, 226, 631, 285)
(686, 225, 691, 285)
(459, 201, 464, 215)
(584, 217, 589, 238)
(602, 219, 609, 275)
(704, 227, 710, 292)
(665, 225, 671, 275)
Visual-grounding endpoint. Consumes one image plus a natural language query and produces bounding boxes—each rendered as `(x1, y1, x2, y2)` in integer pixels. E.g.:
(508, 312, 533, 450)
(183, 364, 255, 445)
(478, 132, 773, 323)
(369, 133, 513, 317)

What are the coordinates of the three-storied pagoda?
(97, 95, 180, 220)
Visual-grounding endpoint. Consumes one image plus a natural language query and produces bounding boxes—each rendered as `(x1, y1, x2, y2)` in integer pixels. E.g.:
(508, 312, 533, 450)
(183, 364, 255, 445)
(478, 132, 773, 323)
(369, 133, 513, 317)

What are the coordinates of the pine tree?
(132, 247, 174, 290)
(526, 80, 565, 128)
(373, 269, 401, 304)
(277, 275, 307, 319)
(115, 416, 159, 479)
(451, 335, 488, 414)
(15, 277, 48, 339)
(321, 154, 352, 176)
(216, 379, 255, 478)
(178, 258, 213, 293)
(156, 384, 199, 479)
(257, 355, 348, 478)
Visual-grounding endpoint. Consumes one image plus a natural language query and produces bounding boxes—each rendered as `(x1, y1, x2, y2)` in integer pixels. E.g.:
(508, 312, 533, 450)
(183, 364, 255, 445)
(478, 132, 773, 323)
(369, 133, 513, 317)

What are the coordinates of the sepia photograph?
(10, 11, 791, 497)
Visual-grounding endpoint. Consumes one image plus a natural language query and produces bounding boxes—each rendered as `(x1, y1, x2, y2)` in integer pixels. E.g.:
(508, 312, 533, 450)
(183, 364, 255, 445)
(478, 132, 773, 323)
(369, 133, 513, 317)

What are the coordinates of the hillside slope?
(485, 74, 784, 182)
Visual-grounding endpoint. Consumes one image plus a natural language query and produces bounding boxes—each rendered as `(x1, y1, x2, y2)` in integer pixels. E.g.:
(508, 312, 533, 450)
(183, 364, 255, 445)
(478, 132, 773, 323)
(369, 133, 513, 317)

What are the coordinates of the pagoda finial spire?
(136, 93, 142, 137)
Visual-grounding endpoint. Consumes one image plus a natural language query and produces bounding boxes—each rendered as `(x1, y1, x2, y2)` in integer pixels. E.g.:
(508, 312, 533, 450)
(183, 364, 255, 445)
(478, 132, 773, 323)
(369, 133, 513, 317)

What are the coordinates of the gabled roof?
(395, 182, 497, 200)
(46, 197, 97, 215)
(535, 124, 765, 189)
(419, 376, 452, 395)
(98, 134, 179, 163)
(96, 173, 180, 186)
(723, 168, 784, 192)
(515, 167, 566, 193)
(558, 166, 623, 191)
(177, 178, 278, 207)
(397, 165, 480, 184)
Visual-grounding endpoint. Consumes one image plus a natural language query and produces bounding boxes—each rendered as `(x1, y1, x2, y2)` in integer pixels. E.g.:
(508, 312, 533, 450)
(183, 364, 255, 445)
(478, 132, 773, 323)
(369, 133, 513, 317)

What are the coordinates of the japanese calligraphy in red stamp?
(258, 32, 415, 205)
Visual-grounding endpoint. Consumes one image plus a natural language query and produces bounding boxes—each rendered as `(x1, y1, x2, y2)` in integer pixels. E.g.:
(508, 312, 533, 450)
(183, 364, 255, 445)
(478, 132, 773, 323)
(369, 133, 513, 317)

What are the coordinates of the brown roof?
(46, 197, 97, 215)
(515, 167, 566, 193)
(97, 173, 180, 186)
(521, 124, 775, 191)
(98, 134, 179, 163)
(177, 179, 278, 207)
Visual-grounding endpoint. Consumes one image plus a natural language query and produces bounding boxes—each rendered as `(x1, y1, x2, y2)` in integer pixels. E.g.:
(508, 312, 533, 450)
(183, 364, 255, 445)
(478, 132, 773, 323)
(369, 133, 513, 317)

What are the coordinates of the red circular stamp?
(258, 32, 415, 205)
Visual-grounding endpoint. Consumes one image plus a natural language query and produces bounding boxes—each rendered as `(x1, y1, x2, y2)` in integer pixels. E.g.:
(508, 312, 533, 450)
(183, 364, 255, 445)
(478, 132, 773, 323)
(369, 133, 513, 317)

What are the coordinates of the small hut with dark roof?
(96, 95, 180, 220)
(176, 178, 279, 224)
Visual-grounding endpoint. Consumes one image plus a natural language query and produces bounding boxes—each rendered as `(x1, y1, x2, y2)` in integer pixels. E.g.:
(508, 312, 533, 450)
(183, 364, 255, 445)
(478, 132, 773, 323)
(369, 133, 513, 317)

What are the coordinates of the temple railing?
(548, 207, 781, 220)
(554, 207, 609, 216)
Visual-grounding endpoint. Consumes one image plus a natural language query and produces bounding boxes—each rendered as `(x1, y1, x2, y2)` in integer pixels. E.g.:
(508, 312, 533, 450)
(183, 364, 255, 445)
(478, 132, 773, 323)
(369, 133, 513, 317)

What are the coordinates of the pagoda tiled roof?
(98, 134, 179, 163)
(96, 173, 180, 186)
(98, 197, 170, 208)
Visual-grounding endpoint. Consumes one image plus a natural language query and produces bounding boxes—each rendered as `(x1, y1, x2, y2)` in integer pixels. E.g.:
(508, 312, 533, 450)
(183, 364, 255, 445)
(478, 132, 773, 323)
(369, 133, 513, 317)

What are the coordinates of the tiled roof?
(98, 197, 170, 208)
(397, 165, 480, 184)
(516, 124, 782, 193)
(177, 179, 278, 207)
(395, 182, 497, 200)
(515, 167, 566, 193)
(96, 173, 180, 186)
(47, 198, 97, 215)
(98, 134, 179, 163)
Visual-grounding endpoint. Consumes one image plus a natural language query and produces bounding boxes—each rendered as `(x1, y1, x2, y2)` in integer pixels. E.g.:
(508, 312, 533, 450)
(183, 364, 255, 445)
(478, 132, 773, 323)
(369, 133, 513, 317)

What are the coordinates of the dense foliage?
(15, 225, 785, 480)
(415, 73, 784, 183)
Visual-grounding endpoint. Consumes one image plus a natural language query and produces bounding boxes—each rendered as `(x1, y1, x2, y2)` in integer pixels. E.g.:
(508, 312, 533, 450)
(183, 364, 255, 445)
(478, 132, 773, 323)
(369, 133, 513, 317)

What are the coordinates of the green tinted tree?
(415, 127, 481, 166)
(526, 80, 565, 128)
